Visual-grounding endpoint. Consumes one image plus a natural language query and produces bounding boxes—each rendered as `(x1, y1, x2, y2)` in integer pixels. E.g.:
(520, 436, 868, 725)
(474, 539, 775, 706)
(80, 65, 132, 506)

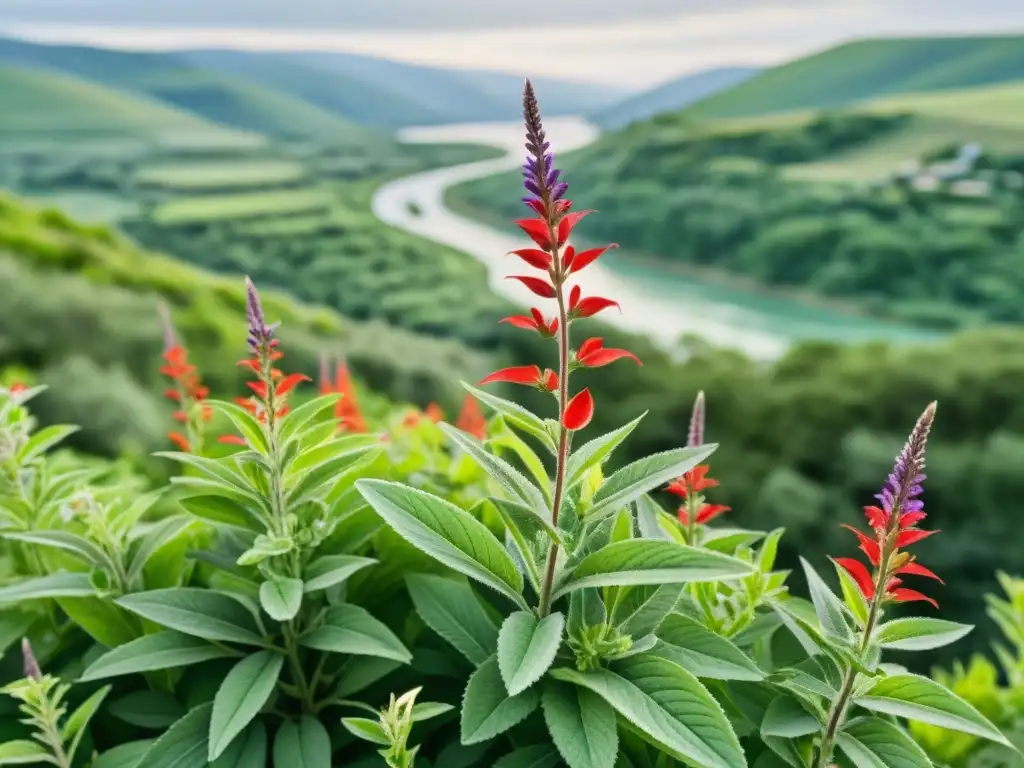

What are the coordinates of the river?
(371, 117, 941, 359)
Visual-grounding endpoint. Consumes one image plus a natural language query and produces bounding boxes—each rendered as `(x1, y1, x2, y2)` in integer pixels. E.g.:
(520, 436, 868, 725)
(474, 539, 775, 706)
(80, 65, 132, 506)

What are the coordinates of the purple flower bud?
(687, 391, 706, 448)
(244, 276, 275, 353)
(157, 300, 178, 353)
(876, 401, 937, 521)
(521, 79, 567, 211)
(21, 638, 40, 681)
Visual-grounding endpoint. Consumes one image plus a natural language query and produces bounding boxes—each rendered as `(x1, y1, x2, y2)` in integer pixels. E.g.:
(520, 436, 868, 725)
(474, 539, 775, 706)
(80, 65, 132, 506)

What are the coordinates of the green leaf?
(235, 533, 293, 567)
(108, 691, 185, 729)
(492, 417, 552, 500)
(497, 611, 564, 696)
(611, 584, 683, 638)
(760, 696, 819, 738)
(158, 452, 265, 506)
(2, 530, 108, 568)
(555, 540, 752, 599)
(357, 479, 526, 609)
(876, 618, 974, 651)
(278, 394, 341, 446)
(406, 573, 499, 665)
(655, 614, 763, 681)
(856, 673, 1011, 746)
(58, 595, 139, 648)
(0, 572, 94, 603)
(551, 654, 745, 768)
(342, 717, 390, 745)
(495, 745, 562, 768)
(211, 720, 266, 768)
(799, 557, 854, 643)
(208, 650, 283, 761)
(460, 656, 541, 745)
(0, 740, 51, 765)
(565, 414, 645, 492)
(463, 382, 556, 453)
(63, 684, 112, 761)
(285, 434, 380, 503)
(81, 631, 235, 681)
(837, 716, 932, 768)
(177, 493, 260, 530)
(301, 603, 411, 663)
(128, 516, 196, 584)
(140, 702, 213, 768)
(116, 588, 263, 644)
(17, 424, 79, 463)
(273, 715, 332, 768)
(542, 680, 618, 768)
(206, 400, 271, 454)
(587, 445, 716, 521)
(303, 554, 376, 593)
(441, 423, 549, 514)
(259, 576, 303, 622)
(634, 495, 676, 542)
(93, 741, 155, 768)
(411, 701, 455, 722)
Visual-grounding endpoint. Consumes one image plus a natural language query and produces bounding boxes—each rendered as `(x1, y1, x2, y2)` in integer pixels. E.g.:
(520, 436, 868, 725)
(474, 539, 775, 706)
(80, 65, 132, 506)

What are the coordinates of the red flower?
(480, 365, 557, 392)
(500, 308, 558, 337)
(556, 210, 594, 245)
(562, 388, 594, 431)
(167, 432, 191, 452)
(508, 275, 557, 298)
(678, 503, 732, 526)
(217, 434, 247, 447)
(508, 248, 552, 271)
(836, 558, 875, 599)
(666, 465, 719, 497)
(568, 287, 620, 318)
(576, 338, 641, 368)
(8, 381, 27, 394)
(425, 402, 445, 423)
(514, 218, 552, 250)
(455, 396, 488, 440)
(566, 244, 616, 274)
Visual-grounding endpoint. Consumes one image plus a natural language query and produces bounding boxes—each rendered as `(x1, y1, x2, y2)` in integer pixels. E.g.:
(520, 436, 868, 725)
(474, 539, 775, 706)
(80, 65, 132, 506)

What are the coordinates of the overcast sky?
(1, 0, 1022, 87)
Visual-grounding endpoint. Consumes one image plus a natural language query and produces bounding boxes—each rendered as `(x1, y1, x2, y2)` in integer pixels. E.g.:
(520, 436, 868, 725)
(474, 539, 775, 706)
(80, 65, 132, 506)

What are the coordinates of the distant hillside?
(593, 67, 760, 129)
(686, 35, 1024, 119)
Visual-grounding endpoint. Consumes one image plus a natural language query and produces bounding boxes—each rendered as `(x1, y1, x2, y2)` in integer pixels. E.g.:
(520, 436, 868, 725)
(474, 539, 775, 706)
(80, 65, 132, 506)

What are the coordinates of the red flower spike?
(570, 245, 616, 274)
(670, 465, 719, 496)
(168, 432, 191, 452)
(895, 562, 944, 583)
(247, 380, 268, 399)
(836, 558, 876, 599)
(480, 365, 543, 387)
(455, 396, 487, 440)
(164, 389, 181, 402)
(666, 480, 688, 498)
(557, 210, 594, 245)
(890, 588, 939, 609)
(425, 402, 445, 423)
(696, 504, 731, 524)
(509, 248, 552, 271)
(276, 373, 310, 397)
(562, 388, 594, 431)
(573, 296, 621, 318)
(514, 218, 552, 250)
(218, 435, 247, 446)
(677, 508, 690, 526)
(900, 511, 928, 527)
(841, 524, 881, 566)
(508, 275, 557, 298)
(896, 528, 939, 548)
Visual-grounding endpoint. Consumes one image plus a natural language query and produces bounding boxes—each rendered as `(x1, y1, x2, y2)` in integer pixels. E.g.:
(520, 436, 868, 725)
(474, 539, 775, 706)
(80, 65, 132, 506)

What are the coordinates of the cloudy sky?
(1, 0, 1021, 87)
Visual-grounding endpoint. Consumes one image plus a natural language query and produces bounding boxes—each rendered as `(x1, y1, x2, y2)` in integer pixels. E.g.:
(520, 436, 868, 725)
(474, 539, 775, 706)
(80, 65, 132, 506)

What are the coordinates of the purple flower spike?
(521, 79, 567, 209)
(244, 276, 276, 353)
(157, 300, 178, 353)
(876, 401, 937, 519)
(687, 391, 706, 448)
(21, 638, 41, 681)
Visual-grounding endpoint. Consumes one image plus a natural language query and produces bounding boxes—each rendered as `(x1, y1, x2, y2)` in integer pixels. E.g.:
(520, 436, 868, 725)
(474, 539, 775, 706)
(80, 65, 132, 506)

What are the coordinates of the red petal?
(479, 365, 542, 387)
(164, 388, 182, 402)
(562, 388, 595, 431)
(578, 337, 604, 359)
(557, 210, 594, 244)
(896, 528, 939, 547)
(218, 434, 247, 446)
(542, 369, 559, 392)
(509, 248, 552, 270)
(237, 358, 261, 372)
(570, 244, 616, 273)
(500, 315, 541, 331)
(841, 524, 881, 566)
(562, 245, 576, 271)
(895, 562, 944, 584)
(276, 373, 310, 397)
(579, 347, 642, 368)
(515, 218, 552, 250)
(172, 410, 188, 423)
(574, 296, 621, 318)
(696, 504, 731, 524)
(864, 506, 888, 529)
(247, 380, 268, 399)
(677, 507, 690, 525)
(890, 588, 938, 609)
(569, 285, 581, 310)
(900, 511, 927, 527)
(524, 199, 546, 216)
(508, 275, 557, 298)
(835, 557, 876, 599)
(167, 432, 191, 452)
(665, 480, 688, 498)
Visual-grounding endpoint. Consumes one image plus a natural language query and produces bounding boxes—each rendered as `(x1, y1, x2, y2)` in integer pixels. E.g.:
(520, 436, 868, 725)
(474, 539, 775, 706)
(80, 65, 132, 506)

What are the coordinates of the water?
(372, 117, 942, 359)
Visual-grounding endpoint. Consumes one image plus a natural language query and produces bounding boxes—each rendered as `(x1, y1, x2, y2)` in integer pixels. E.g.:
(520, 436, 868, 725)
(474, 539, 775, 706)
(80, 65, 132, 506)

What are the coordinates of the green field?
(150, 187, 333, 225)
(135, 159, 308, 190)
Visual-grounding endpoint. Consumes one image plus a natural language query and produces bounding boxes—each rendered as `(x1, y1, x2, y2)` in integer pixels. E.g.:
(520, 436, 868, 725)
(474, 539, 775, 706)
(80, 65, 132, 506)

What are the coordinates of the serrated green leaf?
(565, 414, 645, 492)
(116, 588, 263, 644)
(555, 540, 751, 599)
(406, 573, 499, 665)
(303, 554, 376, 593)
(17, 423, 79, 463)
(655, 614, 763, 681)
(140, 702, 213, 768)
(301, 603, 411, 663)
(462, 382, 556, 453)
(81, 631, 235, 681)
(837, 716, 932, 768)
(760, 696, 819, 738)
(259, 575, 303, 621)
(278, 394, 341, 446)
(588, 445, 716, 521)
(212, 720, 266, 768)
(611, 584, 683, 638)
(856, 673, 1011, 746)
(497, 611, 564, 696)
(357, 480, 526, 609)
(491, 417, 552, 500)
(208, 651, 283, 760)
(542, 680, 618, 768)
(875, 618, 973, 651)
(551, 654, 744, 768)
(460, 656, 541, 745)
(634, 495, 677, 542)
(0, 740, 51, 765)
(0, 572, 94, 603)
(285, 434, 380, 503)
(799, 558, 854, 644)
(273, 716, 332, 768)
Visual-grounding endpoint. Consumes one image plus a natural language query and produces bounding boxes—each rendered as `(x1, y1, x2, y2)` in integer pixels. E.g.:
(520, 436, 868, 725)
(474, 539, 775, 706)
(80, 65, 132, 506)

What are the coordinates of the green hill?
(687, 35, 1024, 119)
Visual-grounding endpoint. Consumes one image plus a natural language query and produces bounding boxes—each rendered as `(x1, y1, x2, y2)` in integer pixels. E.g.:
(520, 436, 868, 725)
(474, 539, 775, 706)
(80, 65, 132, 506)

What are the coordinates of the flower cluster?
(319, 354, 368, 434)
(158, 301, 211, 453)
(836, 401, 941, 608)
(665, 392, 730, 532)
(481, 79, 638, 433)
(222, 278, 309, 444)
(454, 395, 487, 440)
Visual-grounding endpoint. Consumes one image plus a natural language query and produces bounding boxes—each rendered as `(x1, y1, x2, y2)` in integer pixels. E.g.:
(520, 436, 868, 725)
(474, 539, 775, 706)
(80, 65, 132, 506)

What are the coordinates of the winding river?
(372, 117, 941, 359)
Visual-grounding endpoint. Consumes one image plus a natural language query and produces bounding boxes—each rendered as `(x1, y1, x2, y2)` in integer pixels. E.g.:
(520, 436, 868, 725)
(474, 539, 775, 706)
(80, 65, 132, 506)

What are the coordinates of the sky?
(1, 0, 1022, 87)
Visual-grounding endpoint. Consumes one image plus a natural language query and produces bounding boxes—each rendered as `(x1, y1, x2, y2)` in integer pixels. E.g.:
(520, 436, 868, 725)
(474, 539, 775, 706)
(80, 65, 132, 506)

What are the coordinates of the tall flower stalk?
(481, 80, 634, 617)
(158, 301, 211, 453)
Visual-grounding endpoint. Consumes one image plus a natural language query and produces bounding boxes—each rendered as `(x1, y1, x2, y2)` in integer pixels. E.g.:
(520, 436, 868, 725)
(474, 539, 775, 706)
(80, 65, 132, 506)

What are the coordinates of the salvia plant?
(0, 80, 1015, 768)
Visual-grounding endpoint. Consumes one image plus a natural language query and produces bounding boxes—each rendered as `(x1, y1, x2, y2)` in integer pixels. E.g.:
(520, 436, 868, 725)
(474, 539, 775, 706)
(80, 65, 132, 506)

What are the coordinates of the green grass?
(150, 188, 333, 225)
(135, 160, 308, 190)
(687, 35, 1024, 120)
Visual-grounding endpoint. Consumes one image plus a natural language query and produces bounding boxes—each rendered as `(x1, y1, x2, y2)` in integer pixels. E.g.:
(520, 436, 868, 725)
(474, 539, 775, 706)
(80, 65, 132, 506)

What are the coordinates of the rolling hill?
(685, 35, 1024, 119)
(592, 67, 760, 129)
